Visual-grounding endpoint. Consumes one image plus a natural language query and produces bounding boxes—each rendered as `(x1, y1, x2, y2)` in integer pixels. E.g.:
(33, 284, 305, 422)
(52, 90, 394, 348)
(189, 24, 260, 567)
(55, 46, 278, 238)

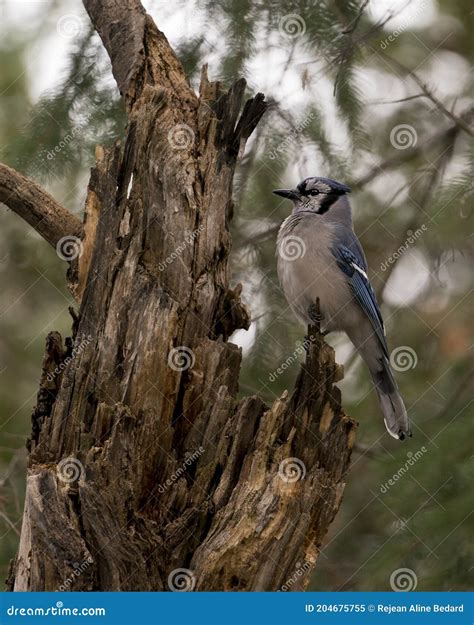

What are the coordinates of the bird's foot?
(308, 300, 329, 337)
(308, 302, 324, 325)
(308, 303, 322, 322)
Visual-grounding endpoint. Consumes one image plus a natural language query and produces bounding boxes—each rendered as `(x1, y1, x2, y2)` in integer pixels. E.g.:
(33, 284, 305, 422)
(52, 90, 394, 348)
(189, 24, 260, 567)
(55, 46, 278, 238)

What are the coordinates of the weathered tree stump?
(4, 0, 356, 591)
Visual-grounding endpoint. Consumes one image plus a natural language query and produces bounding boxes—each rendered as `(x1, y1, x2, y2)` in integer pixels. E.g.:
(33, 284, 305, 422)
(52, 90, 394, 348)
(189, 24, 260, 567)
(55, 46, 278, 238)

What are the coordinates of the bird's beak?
(272, 188, 300, 201)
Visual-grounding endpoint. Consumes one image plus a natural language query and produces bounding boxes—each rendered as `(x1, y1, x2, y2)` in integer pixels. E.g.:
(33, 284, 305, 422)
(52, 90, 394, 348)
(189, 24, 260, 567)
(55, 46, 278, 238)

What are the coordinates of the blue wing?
(332, 242, 389, 358)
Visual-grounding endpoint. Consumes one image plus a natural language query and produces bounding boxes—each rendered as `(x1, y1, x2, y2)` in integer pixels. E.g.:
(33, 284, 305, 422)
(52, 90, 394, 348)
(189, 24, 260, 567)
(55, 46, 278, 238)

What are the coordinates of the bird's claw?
(308, 303, 323, 322)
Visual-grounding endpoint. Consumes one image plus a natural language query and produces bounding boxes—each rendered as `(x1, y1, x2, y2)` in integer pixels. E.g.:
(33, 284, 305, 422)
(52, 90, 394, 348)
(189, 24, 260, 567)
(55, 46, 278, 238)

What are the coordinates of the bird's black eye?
(309, 189, 320, 196)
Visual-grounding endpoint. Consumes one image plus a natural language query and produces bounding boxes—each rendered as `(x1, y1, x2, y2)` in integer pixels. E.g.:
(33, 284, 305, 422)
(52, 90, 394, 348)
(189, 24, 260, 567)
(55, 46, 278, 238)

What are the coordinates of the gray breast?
(277, 214, 353, 330)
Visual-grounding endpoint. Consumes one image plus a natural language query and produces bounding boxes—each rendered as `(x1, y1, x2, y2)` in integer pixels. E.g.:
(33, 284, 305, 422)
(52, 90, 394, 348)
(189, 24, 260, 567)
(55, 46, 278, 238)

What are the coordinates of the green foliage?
(4, 28, 125, 186)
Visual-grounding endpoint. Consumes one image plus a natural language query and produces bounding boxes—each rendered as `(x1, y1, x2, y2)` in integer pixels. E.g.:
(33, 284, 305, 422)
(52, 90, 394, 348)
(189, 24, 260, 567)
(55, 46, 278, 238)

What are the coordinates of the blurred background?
(0, 0, 472, 591)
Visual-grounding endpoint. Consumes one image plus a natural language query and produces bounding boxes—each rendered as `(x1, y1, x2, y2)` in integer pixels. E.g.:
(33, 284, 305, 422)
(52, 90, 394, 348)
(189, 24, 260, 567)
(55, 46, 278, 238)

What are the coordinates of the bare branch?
(378, 53, 474, 137)
(374, 142, 454, 300)
(368, 93, 427, 105)
(0, 163, 83, 248)
(353, 108, 474, 189)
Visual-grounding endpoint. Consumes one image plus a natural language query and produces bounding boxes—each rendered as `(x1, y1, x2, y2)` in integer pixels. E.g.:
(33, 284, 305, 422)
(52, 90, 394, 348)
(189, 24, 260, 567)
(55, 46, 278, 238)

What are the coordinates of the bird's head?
(273, 177, 351, 215)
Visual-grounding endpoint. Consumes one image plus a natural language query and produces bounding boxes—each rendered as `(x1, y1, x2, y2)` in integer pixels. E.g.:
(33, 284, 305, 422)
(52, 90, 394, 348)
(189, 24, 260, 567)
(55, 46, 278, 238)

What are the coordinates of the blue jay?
(273, 176, 411, 440)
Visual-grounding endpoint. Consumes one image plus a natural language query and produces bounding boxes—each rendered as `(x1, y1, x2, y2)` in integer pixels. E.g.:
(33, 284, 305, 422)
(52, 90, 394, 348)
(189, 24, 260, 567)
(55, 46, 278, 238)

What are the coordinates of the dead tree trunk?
(5, 0, 356, 591)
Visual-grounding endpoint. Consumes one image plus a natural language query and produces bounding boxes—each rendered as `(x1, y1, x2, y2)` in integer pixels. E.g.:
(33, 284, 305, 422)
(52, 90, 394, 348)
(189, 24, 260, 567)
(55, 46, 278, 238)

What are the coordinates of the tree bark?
(0, 163, 83, 248)
(7, 0, 356, 592)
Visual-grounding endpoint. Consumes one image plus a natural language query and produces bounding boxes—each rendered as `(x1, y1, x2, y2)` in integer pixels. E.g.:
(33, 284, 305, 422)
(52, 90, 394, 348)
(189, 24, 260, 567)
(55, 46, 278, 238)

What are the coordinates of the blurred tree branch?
(353, 107, 474, 189)
(374, 131, 458, 299)
(378, 54, 474, 137)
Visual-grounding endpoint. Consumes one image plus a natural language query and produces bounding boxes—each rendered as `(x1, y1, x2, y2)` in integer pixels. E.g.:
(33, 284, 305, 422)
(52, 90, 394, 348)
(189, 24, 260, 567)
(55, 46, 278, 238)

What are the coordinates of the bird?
(273, 176, 411, 440)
